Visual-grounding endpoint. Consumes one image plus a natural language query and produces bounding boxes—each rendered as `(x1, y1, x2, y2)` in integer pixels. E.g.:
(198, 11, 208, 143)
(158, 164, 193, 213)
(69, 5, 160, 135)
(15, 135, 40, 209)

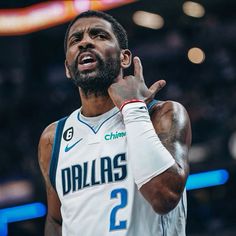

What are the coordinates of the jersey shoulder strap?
(49, 116, 68, 189)
(147, 99, 159, 113)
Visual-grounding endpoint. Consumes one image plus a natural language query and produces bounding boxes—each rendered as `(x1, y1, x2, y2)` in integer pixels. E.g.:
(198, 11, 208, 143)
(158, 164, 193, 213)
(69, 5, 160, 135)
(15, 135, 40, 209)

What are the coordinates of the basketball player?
(38, 10, 191, 236)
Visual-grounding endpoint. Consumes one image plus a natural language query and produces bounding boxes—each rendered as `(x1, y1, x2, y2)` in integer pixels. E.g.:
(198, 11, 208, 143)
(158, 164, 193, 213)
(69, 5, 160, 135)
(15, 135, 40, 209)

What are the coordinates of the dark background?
(0, 0, 235, 235)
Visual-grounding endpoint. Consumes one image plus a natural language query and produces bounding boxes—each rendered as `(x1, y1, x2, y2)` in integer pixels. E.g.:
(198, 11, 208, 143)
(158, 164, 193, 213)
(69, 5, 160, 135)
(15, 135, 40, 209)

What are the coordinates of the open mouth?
(78, 52, 97, 71)
(79, 55, 96, 65)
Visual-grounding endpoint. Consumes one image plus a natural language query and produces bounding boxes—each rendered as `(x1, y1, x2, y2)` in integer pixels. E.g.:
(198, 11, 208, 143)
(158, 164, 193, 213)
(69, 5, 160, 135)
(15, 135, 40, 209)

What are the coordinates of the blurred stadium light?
(0, 202, 46, 236)
(182, 1, 205, 18)
(0, 0, 136, 36)
(229, 132, 236, 160)
(133, 11, 164, 29)
(186, 169, 229, 190)
(188, 47, 205, 64)
(0, 180, 33, 206)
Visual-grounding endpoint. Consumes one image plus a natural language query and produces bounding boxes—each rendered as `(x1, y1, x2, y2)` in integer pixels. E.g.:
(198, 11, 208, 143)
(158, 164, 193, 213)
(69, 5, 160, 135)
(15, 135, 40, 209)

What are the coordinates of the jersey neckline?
(77, 106, 120, 134)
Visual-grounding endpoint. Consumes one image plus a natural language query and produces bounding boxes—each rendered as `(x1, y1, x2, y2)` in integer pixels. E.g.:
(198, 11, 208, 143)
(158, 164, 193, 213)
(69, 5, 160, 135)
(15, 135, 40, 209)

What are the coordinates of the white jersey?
(49, 102, 187, 236)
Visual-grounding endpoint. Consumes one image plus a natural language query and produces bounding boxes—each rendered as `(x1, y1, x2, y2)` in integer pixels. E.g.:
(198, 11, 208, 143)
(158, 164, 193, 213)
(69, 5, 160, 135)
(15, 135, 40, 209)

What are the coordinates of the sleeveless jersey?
(49, 101, 187, 236)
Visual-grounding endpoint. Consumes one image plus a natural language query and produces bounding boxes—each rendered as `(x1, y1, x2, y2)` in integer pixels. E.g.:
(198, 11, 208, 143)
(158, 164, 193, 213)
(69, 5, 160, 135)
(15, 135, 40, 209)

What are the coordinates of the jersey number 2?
(109, 188, 127, 231)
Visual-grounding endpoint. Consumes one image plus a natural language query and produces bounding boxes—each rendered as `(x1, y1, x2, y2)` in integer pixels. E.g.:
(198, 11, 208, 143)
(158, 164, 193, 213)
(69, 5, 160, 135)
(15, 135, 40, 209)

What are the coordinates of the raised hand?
(108, 56, 166, 109)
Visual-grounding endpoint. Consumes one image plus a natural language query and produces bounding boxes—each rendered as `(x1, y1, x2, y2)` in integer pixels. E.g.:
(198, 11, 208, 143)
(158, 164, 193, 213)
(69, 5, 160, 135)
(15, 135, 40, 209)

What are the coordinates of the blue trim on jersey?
(181, 195, 187, 219)
(160, 216, 165, 236)
(49, 117, 68, 189)
(147, 99, 159, 112)
(77, 110, 120, 134)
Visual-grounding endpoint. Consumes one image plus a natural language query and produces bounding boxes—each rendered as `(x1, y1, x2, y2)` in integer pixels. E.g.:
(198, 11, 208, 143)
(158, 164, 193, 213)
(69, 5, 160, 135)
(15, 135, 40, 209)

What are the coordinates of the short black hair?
(64, 10, 128, 54)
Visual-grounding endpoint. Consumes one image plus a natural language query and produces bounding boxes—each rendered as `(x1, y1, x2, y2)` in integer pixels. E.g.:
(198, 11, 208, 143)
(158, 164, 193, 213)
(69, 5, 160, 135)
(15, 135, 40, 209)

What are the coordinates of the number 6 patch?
(63, 127, 74, 141)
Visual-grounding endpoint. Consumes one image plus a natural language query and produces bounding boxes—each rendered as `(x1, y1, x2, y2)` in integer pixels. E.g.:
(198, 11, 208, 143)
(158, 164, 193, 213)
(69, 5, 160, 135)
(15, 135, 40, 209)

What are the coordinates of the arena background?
(0, 0, 235, 235)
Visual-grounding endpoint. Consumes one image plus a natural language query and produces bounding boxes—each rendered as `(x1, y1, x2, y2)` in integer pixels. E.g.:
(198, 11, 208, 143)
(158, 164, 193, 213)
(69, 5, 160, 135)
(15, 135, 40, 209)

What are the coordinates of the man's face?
(65, 17, 121, 96)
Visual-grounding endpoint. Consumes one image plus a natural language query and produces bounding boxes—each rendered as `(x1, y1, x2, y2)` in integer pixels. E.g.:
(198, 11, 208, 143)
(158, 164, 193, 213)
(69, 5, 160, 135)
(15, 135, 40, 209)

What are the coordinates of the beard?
(68, 50, 121, 97)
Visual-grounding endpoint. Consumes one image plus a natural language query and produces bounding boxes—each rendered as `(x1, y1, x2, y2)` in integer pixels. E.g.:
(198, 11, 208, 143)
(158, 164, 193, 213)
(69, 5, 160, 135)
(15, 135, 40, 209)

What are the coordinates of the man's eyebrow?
(68, 31, 83, 41)
(68, 26, 111, 41)
(89, 27, 110, 33)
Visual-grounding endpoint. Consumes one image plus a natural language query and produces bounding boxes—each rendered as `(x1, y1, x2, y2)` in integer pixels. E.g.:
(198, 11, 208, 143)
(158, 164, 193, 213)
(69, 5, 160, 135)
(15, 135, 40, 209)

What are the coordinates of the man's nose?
(78, 34, 94, 50)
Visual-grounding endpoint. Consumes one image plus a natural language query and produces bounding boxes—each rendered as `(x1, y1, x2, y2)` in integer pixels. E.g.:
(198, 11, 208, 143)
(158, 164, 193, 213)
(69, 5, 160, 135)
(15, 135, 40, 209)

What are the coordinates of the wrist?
(119, 99, 145, 111)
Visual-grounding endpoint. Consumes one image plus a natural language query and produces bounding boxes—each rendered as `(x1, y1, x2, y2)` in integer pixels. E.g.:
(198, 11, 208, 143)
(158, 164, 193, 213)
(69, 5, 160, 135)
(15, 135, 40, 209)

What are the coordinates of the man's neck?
(79, 88, 115, 117)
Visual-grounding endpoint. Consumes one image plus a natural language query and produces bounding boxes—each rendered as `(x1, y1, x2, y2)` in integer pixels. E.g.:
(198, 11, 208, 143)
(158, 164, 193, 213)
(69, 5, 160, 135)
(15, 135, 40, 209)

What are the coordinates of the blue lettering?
(83, 162, 90, 188)
(91, 159, 100, 185)
(101, 157, 113, 184)
(72, 164, 82, 191)
(62, 168, 71, 195)
(61, 153, 127, 195)
(113, 153, 127, 181)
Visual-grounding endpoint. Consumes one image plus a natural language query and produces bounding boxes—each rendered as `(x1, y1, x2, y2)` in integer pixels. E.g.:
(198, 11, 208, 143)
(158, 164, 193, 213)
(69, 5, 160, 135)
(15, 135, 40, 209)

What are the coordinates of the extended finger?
(133, 56, 143, 80)
(148, 80, 166, 96)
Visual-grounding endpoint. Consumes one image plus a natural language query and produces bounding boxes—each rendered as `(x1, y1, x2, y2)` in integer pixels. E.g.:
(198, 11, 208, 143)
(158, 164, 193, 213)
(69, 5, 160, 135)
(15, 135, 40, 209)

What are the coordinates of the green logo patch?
(104, 131, 126, 141)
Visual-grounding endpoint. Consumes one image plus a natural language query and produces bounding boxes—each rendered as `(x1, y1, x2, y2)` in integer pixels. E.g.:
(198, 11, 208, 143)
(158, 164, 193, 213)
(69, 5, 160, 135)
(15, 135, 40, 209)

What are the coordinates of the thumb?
(149, 80, 166, 95)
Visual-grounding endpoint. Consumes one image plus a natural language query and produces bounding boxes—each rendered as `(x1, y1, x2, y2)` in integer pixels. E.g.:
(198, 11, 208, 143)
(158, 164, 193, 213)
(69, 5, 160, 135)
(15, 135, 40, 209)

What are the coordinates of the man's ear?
(120, 49, 132, 69)
(65, 60, 71, 79)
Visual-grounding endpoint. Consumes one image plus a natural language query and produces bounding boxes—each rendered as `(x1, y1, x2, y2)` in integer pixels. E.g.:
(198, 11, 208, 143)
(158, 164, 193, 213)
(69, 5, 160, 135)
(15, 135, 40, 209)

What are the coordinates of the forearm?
(45, 215, 62, 236)
(122, 101, 175, 189)
(140, 163, 187, 214)
(121, 101, 190, 214)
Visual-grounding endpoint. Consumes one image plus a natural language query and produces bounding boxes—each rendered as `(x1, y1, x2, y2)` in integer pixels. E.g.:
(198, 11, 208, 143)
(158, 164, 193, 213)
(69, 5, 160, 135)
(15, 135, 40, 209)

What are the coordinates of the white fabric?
(122, 102, 175, 189)
(53, 106, 186, 236)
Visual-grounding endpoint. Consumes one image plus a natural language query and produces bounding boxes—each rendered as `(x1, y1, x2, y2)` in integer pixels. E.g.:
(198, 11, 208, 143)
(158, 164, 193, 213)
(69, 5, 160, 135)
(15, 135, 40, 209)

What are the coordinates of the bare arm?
(140, 101, 191, 214)
(38, 122, 62, 236)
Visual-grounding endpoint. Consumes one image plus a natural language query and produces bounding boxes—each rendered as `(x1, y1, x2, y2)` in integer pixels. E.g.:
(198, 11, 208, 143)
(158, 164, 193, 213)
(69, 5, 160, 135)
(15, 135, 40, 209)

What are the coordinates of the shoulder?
(38, 121, 58, 181)
(150, 100, 191, 143)
(39, 115, 70, 153)
(151, 100, 190, 124)
(39, 122, 57, 153)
